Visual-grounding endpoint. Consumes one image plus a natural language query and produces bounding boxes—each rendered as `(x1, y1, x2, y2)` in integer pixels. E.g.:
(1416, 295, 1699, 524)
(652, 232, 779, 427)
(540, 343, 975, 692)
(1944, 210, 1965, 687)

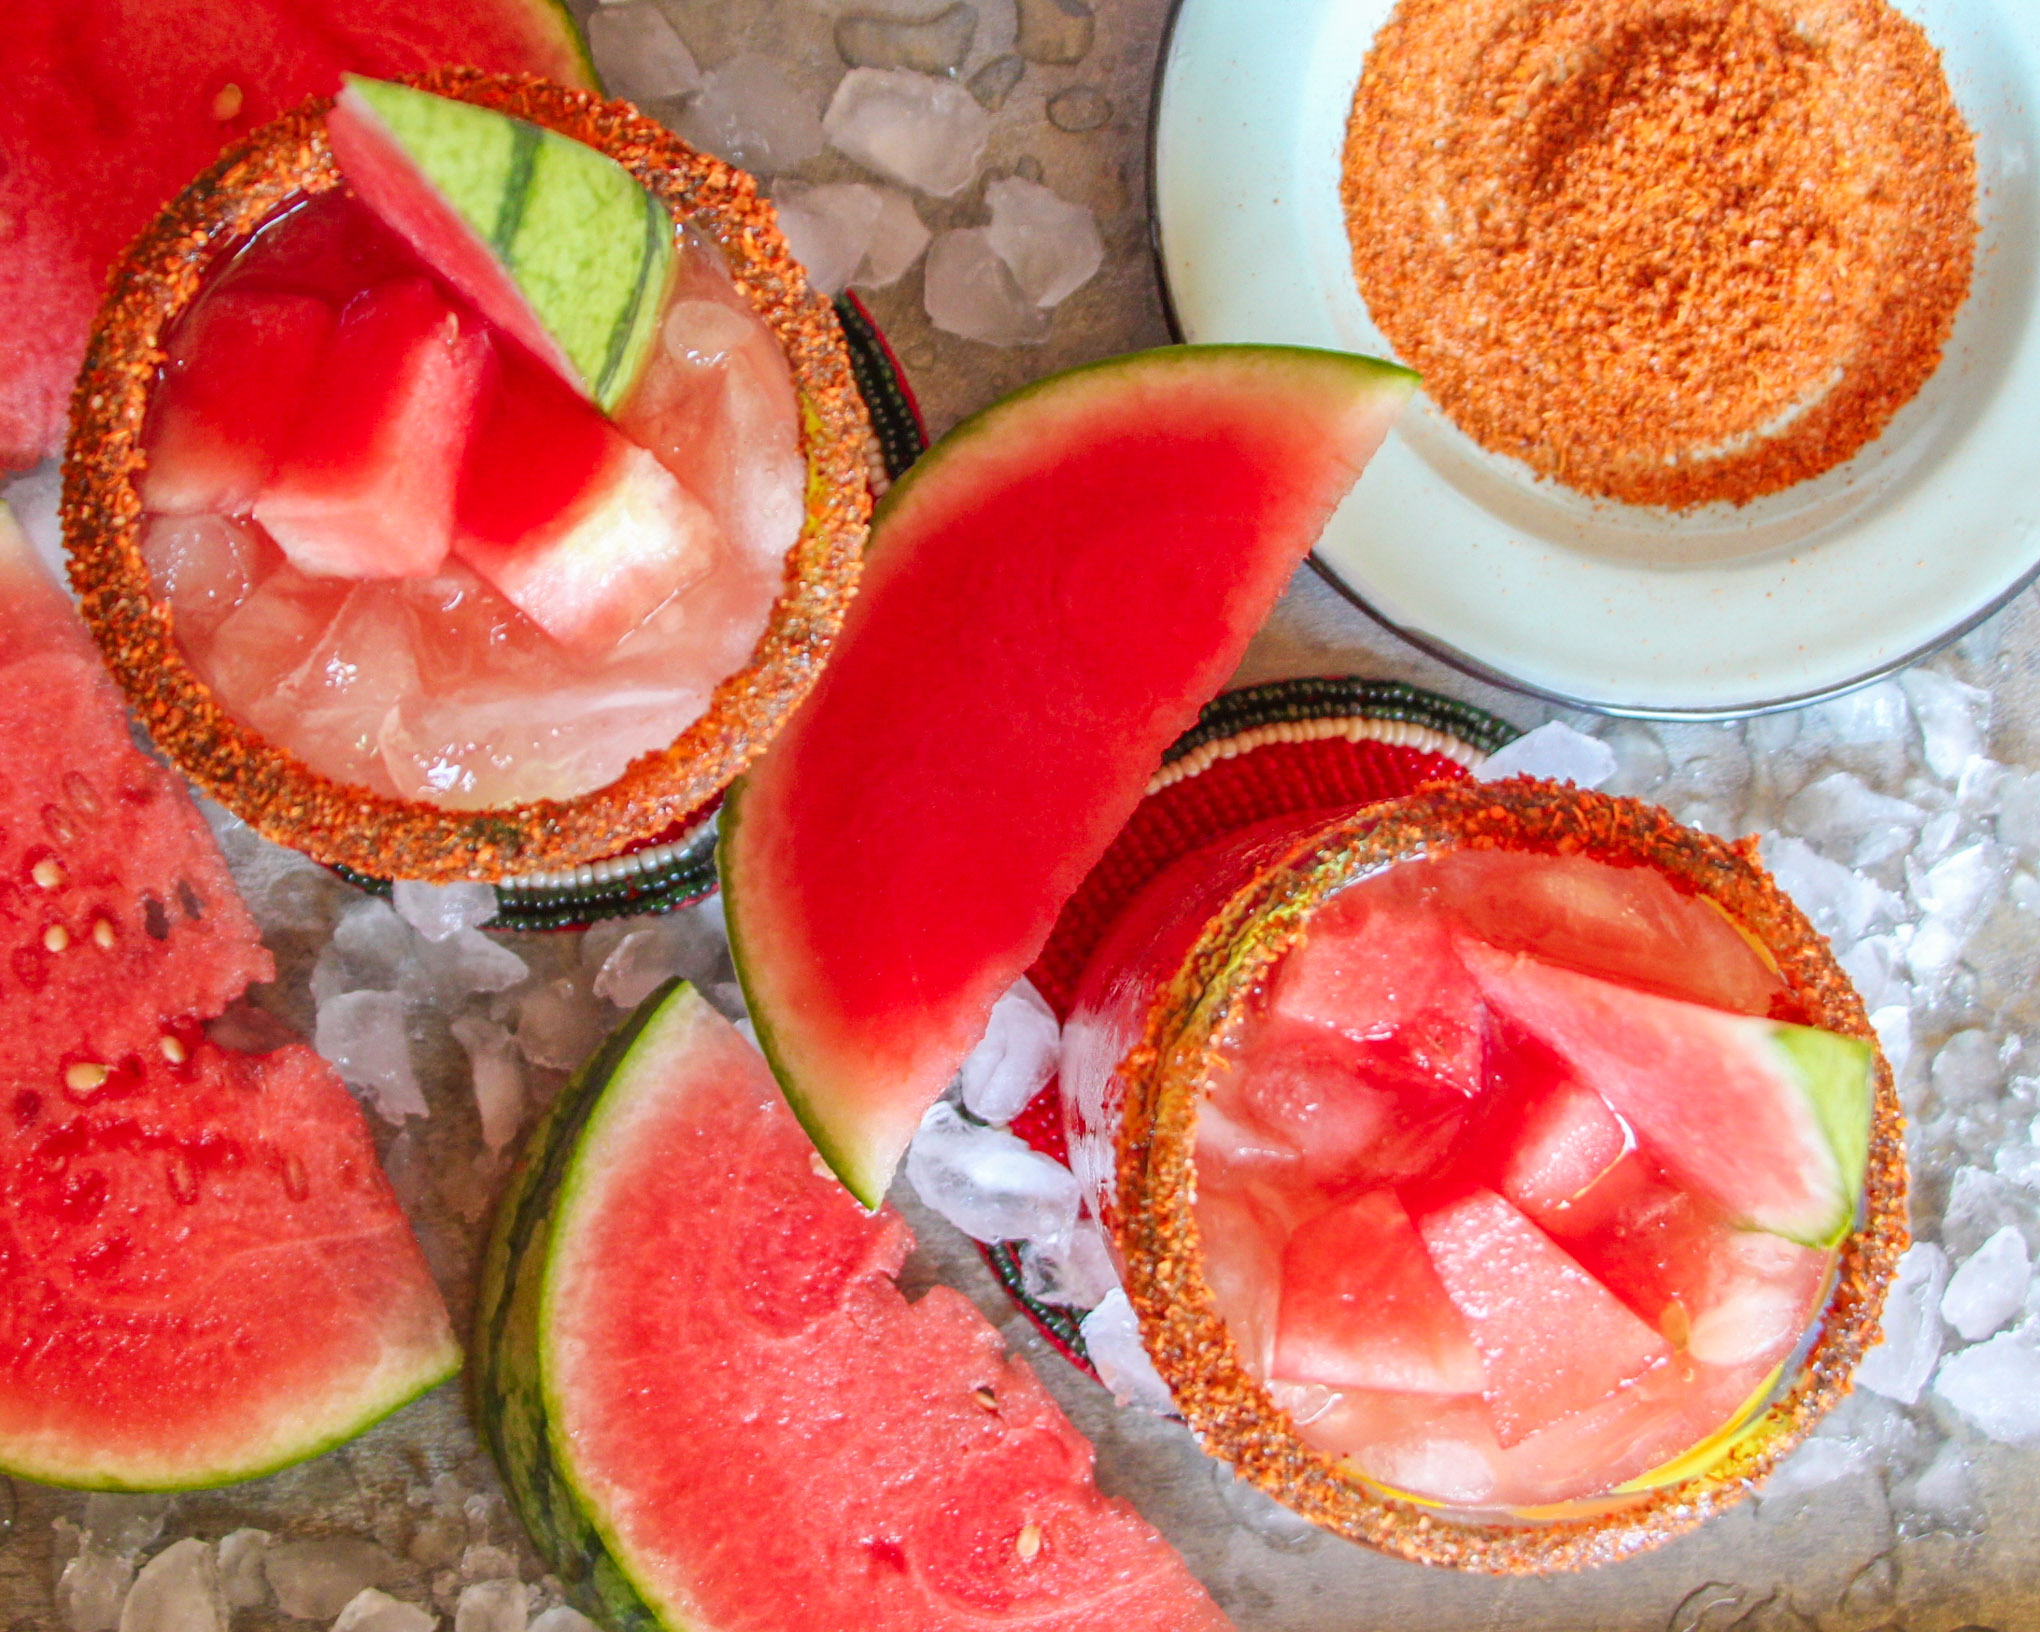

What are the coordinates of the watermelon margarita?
(137, 187, 805, 809)
(1062, 784, 1894, 1563)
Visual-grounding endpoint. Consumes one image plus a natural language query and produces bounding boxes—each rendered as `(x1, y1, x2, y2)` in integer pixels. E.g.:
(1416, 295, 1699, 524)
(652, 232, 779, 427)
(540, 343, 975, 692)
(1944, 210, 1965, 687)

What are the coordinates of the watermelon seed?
(159, 1034, 188, 1066)
(30, 858, 64, 890)
(177, 879, 205, 920)
(142, 895, 171, 940)
(166, 1153, 199, 1205)
(62, 771, 103, 821)
(1661, 1300, 1693, 1349)
(283, 1154, 309, 1201)
(1016, 1522, 1043, 1561)
(92, 918, 116, 950)
(64, 1062, 109, 1095)
(42, 925, 68, 953)
(40, 804, 75, 845)
(972, 1387, 998, 1411)
(212, 83, 244, 121)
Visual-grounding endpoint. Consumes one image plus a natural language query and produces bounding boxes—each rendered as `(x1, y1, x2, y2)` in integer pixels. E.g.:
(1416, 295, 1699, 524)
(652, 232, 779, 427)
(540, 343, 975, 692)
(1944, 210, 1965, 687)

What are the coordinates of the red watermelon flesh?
(255, 276, 491, 579)
(537, 985, 1232, 1632)
(1498, 1075, 1629, 1215)
(140, 289, 337, 517)
(0, 0, 590, 473)
(724, 345, 1416, 1206)
(454, 346, 721, 650)
(0, 1035, 457, 1488)
(0, 525, 270, 1083)
(1417, 1188, 1672, 1447)
(1274, 1190, 1484, 1395)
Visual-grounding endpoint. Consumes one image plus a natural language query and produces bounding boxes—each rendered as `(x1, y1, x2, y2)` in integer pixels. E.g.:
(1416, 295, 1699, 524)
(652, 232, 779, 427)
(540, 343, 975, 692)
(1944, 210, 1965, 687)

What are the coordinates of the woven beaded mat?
(990, 676, 1520, 1374)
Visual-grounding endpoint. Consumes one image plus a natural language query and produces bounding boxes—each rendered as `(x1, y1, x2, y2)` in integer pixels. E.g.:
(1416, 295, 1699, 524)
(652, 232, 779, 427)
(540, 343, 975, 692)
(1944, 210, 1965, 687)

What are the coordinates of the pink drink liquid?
(138, 192, 804, 809)
(1196, 847, 1835, 1511)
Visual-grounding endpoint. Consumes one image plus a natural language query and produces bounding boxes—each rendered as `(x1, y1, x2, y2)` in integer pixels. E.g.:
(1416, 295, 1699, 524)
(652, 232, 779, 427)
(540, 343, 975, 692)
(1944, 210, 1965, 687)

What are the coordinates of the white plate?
(1153, 0, 2040, 716)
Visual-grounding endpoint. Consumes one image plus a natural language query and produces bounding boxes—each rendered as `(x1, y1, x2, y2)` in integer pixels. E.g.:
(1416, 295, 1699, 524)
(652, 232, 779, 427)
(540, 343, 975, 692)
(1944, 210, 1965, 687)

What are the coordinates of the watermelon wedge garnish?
(723, 344, 1416, 1205)
(327, 76, 676, 412)
(0, 505, 456, 1488)
(1460, 941, 1874, 1247)
(476, 981, 1231, 1631)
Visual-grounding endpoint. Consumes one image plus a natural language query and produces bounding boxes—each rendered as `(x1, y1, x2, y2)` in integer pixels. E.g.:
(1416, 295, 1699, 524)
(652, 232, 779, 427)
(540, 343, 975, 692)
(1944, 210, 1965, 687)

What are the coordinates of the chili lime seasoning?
(1342, 0, 1977, 510)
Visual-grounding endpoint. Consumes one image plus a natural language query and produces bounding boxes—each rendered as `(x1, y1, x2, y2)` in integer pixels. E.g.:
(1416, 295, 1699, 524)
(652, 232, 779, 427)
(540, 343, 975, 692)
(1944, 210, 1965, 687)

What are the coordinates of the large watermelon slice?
(476, 981, 1232, 1632)
(723, 345, 1415, 1205)
(0, 0, 591, 472)
(0, 504, 457, 1487)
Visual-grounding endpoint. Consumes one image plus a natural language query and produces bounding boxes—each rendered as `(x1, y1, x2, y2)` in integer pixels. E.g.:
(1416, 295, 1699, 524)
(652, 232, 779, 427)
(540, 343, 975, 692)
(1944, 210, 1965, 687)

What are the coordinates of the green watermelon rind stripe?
(1765, 1023, 1875, 1249)
(592, 186, 671, 407)
(721, 344, 1420, 1208)
(0, 1342, 458, 1495)
(493, 121, 542, 258)
(475, 981, 705, 1632)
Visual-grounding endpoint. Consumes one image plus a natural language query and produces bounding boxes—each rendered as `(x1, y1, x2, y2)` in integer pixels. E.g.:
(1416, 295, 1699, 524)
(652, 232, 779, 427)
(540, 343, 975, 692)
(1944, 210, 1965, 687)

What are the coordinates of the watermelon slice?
(0, 0, 591, 472)
(328, 76, 675, 412)
(1417, 1188, 1673, 1447)
(723, 345, 1415, 1205)
(256, 277, 491, 579)
(1459, 941, 1874, 1247)
(476, 982, 1231, 1632)
(455, 346, 721, 649)
(0, 505, 457, 1487)
(141, 288, 337, 516)
(0, 1036, 457, 1488)
(1274, 1191, 1484, 1395)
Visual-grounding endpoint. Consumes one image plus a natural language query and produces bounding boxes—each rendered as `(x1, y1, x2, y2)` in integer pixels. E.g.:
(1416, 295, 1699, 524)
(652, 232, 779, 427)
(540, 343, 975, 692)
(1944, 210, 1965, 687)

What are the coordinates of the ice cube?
(1079, 1290, 1175, 1411)
(215, 1530, 271, 1612)
(419, 930, 528, 1002)
(1760, 835, 1899, 947)
(1941, 1225, 2030, 1342)
(313, 898, 419, 1004)
(984, 178, 1104, 307)
(1933, 1323, 2040, 1442)
(1854, 1241, 1948, 1404)
(1931, 1029, 2003, 1110)
(678, 54, 824, 176)
(1018, 1216, 1120, 1309)
(586, 3, 703, 104)
(526, 1612, 599, 1632)
(1905, 841, 2011, 991)
(773, 182, 885, 297)
(823, 67, 989, 197)
(514, 977, 611, 1071)
(453, 1580, 526, 1632)
(968, 54, 1026, 110)
(957, 977, 1061, 1124)
(140, 513, 263, 641)
(905, 1100, 1081, 1246)
(1997, 769, 2040, 858)
(1757, 1431, 1871, 1506)
(315, 990, 427, 1123)
(1941, 1164, 2037, 1258)
(1900, 668, 1991, 782)
(923, 229, 1050, 345)
(263, 1539, 398, 1622)
(1016, 0, 1095, 63)
(835, 3, 977, 73)
(858, 188, 930, 287)
(1474, 721, 1617, 788)
(1839, 933, 1907, 1011)
(1891, 1437, 1979, 1537)
(451, 1015, 527, 1152)
(84, 1495, 173, 1555)
(392, 881, 499, 943)
(1596, 721, 1669, 798)
(58, 1549, 134, 1632)
(1812, 679, 1912, 748)
(1784, 772, 1925, 848)
(592, 913, 727, 1008)
(119, 1539, 223, 1632)
(457, 1544, 519, 1585)
(1869, 1005, 1913, 1079)
(332, 1588, 439, 1632)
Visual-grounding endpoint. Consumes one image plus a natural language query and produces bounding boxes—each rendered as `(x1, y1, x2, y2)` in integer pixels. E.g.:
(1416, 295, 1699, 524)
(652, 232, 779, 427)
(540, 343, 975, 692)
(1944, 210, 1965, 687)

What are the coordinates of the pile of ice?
(584, 3, 1108, 334)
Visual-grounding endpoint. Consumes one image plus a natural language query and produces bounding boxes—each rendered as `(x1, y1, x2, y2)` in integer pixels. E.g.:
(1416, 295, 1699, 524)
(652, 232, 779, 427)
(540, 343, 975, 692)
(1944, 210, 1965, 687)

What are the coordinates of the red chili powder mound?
(1342, 0, 1977, 510)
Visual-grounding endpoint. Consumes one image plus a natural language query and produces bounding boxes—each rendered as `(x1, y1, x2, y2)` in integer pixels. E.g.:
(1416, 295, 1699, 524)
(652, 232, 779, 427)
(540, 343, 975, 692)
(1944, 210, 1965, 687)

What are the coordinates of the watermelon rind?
(474, 983, 683, 1632)
(338, 76, 676, 411)
(1766, 1022, 1875, 1247)
(722, 343, 1418, 1209)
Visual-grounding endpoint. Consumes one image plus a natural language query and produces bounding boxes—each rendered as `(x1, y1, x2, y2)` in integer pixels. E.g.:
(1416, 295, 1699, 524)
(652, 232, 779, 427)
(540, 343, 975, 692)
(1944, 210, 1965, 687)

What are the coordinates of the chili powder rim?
(62, 68, 872, 883)
(1111, 777, 1906, 1574)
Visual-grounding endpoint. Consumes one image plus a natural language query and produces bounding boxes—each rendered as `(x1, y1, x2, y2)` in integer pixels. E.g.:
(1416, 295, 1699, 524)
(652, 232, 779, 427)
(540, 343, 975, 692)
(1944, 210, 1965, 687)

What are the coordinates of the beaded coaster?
(986, 676, 1518, 1374)
(341, 293, 928, 932)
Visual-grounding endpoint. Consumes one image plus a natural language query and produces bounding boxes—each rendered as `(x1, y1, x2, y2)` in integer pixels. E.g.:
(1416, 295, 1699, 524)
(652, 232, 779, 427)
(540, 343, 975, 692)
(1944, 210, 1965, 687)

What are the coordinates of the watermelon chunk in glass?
(1497, 1073, 1629, 1215)
(1275, 1190, 1484, 1395)
(1417, 1188, 1672, 1447)
(141, 288, 336, 516)
(255, 276, 490, 579)
(455, 346, 722, 650)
